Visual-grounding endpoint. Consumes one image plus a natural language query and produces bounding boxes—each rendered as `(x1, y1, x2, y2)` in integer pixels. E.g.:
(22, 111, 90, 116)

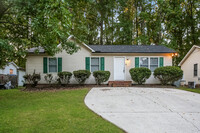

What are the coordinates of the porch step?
(108, 81, 132, 87)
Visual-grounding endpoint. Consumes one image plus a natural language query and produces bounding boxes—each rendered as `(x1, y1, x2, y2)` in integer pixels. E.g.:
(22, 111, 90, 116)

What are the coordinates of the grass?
(0, 88, 123, 133)
(177, 87, 200, 94)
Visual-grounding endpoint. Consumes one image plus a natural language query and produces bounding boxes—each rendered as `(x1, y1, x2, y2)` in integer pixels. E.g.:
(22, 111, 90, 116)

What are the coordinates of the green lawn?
(177, 87, 200, 94)
(0, 88, 123, 133)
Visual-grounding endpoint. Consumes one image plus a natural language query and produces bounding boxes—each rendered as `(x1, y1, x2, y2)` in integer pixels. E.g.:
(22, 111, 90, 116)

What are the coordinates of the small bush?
(0, 74, 9, 84)
(23, 74, 32, 84)
(57, 71, 72, 86)
(23, 70, 41, 87)
(0, 74, 17, 88)
(93, 71, 110, 85)
(8, 75, 18, 87)
(129, 67, 151, 85)
(154, 66, 183, 85)
(44, 74, 53, 85)
(73, 70, 91, 84)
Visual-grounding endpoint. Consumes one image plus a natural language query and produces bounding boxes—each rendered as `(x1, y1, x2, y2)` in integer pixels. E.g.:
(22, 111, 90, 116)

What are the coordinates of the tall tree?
(0, 0, 79, 68)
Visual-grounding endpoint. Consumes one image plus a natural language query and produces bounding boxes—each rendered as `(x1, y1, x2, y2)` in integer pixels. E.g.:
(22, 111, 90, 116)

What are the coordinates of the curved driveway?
(85, 87, 200, 133)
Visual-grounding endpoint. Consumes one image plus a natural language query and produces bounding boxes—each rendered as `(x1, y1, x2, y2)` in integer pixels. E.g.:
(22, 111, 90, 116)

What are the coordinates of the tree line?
(0, 0, 199, 68)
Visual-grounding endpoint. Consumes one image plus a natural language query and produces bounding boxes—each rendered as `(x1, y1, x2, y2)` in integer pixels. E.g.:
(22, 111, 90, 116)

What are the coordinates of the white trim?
(67, 35, 95, 52)
(48, 57, 58, 73)
(178, 45, 200, 66)
(90, 57, 100, 72)
(8, 62, 19, 69)
(89, 56, 106, 72)
(138, 56, 163, 72)
(113, 56, 126, 81)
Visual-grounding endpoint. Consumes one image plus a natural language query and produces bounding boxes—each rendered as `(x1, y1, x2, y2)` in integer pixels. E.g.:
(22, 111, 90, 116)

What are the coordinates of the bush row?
(129, 66, 183, 85)
(23, 70, 110, 87)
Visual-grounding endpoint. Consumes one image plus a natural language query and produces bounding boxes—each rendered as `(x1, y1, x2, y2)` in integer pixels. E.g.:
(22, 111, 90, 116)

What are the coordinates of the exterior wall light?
(125, 59, 130, 65)
(172, 53, 178, 57)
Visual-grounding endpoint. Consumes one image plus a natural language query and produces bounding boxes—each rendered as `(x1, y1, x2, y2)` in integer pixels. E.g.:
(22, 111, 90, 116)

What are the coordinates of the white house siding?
(93, 53, 172, 84)
(181, 48, 200, 85)
(26, 44, 93, 84)
(26, 42, 173, 84)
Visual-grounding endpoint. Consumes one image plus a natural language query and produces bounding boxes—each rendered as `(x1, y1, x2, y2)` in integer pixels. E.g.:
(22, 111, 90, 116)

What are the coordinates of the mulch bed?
(22, 84, 176, 92)
(22, 84, 109, 91)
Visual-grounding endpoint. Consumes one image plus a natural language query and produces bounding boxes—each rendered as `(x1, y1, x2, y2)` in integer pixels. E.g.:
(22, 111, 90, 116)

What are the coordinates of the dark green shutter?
(58, 57, 62, 72)
(43, 57, 48, 73)
(135, 57, 139, 68)
(85, 57, 90, 71)
(100, 57, 105, 71)
(160, 57, 164, 67)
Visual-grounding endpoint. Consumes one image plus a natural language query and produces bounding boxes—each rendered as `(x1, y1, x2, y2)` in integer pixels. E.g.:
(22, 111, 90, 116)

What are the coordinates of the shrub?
(0, 74, 17, 88)
(44, 74, 53, 85)
(23, 70, 41, 87)
(0, 74, 9, 84)
(129, 67, 151, 85)
(154, 66, 183, 85)
(73, 70, 91, 84)
(8, 75, 18, 87)
(57, 71, 72, 86)
(23, 74, 32, 84)
(93, 71, 110, 85)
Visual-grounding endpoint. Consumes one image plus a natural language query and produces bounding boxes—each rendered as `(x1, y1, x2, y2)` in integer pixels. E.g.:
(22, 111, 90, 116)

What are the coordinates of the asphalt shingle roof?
(88, 45, 175, 53)
(27, 45, 175, 53)
(27, 47, 45, 53)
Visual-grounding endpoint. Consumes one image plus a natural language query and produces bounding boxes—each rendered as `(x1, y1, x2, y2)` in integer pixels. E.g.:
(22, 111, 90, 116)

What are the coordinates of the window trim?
(90, 57, 100, 72)
(48, 57, 58, 73)
(150, 57, 159, 72)
(139, 56, 161, 72)
(194, 63, 198, 77)
(139, 57, 149, 68)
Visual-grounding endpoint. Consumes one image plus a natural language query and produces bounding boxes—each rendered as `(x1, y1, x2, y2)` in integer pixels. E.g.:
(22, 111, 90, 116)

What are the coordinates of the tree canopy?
(0, 0, 78, 68)
(0, 0, 199, 68)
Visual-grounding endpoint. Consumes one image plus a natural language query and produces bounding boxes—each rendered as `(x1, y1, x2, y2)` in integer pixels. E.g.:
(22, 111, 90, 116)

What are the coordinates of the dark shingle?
(27, 47, 45, 53)
(88, 45, 175, 53)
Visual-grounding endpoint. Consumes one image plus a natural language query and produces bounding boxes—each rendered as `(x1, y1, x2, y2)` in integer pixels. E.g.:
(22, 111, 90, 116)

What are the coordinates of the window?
(49, 58, 57, 72)
(10, 69, 13, 74)
(194, 64, 198, 77)
(91, 57, 100, 72)
(139, 57, 159, 72)
(150, 58, 159, 71)
(140, 57, 149, 68)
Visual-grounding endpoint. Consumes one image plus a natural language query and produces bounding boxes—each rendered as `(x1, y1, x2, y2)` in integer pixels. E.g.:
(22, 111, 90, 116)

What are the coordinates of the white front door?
(114, 57, 125, 80)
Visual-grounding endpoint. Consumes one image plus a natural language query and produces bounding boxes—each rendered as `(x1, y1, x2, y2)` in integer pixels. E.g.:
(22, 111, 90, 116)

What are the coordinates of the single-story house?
(179, 45, 200, 86)
(26, 35, 176, 84)
(0, 62, 25, 86)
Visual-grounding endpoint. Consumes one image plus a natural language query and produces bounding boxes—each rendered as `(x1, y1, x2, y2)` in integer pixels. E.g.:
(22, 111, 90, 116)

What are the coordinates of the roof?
(27, 35, 175, 54)
(178, 45, 200, 66)
(28, 47, 45, 53)
(27, 35, 95, 53)
(8, 62, 19, 69)
(88, 45, 175, 53)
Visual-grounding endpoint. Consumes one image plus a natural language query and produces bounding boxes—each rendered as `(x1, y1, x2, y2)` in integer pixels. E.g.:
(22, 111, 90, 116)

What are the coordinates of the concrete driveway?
(84, 87, 200, 133)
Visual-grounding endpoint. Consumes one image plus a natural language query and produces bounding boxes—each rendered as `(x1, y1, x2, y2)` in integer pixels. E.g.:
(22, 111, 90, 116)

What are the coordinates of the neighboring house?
(26, 35, 175, 84)
(0, 62, 25, 86)
(179, 45, 200, 86)
(0, 62, 18, 75)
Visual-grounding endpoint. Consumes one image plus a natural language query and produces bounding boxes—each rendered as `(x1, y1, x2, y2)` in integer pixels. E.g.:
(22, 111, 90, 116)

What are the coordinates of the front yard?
(0, 88, 122, 133)
(177, 87, 200, 94)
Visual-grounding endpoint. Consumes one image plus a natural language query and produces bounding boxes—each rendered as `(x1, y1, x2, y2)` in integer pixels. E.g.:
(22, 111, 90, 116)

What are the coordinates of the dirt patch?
(100, 89, 111, 91)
